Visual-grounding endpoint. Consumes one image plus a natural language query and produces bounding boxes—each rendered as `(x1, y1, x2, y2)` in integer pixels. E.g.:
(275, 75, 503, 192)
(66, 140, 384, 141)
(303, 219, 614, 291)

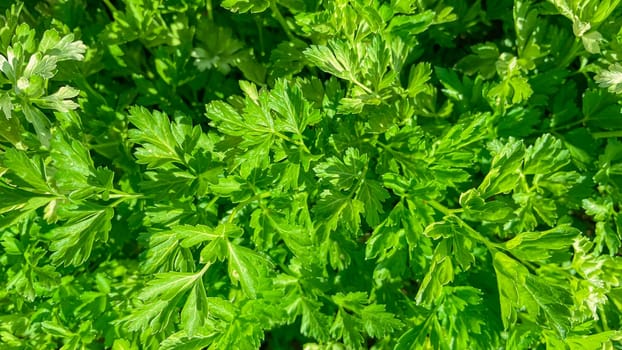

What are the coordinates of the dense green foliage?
(1, 0, 622, 349)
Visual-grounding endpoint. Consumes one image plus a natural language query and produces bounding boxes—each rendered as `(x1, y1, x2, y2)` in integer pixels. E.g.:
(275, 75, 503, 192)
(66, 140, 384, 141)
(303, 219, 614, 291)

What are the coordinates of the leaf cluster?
(1, 0, 622, 349)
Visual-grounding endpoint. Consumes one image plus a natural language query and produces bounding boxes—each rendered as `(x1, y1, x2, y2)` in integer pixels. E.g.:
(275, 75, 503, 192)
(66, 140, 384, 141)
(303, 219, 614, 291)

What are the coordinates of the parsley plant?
(1, 0, 622, 349)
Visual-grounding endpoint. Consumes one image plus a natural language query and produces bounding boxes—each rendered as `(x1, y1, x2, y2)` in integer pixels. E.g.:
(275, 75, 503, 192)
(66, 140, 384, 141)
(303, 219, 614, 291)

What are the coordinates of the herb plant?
(1, 0, 622, 349)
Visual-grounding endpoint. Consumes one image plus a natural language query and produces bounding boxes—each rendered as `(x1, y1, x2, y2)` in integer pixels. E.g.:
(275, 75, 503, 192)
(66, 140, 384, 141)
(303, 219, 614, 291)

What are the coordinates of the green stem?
(599, 306, 610, 331)
(256, 18, 266, 58)
(425, 199, 462, 216)
(206, 0, 214, 21)
(550, 117, 588, 132)
(107, 192, 143, 207)
(376, 141, 418, 170)
(106, 192, 143, 200)
(518, 171, 530, 193)
(206, 195, 220, 210)
(275, 131, 311, 154)
(426, 199, 499, 251)
(19, 4, 38, 26)
(555, 39, 583, 69)
(427, 200, 545, 273)
(592, 130, 622, 139)
(108, 198, 128, 208)
(350, 76, 374, 95)
(198, 262, 211, 275)
(270, 0, 295, 41)
(228, 192, 271, 223)
(103, 0, 118, 14)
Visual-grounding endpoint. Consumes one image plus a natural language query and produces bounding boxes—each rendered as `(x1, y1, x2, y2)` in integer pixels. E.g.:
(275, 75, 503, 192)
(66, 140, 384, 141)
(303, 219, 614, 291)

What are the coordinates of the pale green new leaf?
(493, 252, 574, 336)
(524, 134, 570, 174)
(160, 331, 216, 350)
(49, 207, 114, 266)
(595, 64, 622, 94)
(180, 278, 209, 336)
(227, 241, 274, 298)
(139, 271, 202, 302)
(128, 107, 193, 167)
(49, 131, 97, 194)
(314, 148, 367, 190)
(503, 225, 579, 262)
(416, 253, 454, 306)
(478, 138, 525, 197)
(38, 30, 86, 61)
(356, 179, 389, 227)
(3, 149, 50, 192)
(304, 40, 359, 83)
(33, 86, 80, 112)
(176, 224, 227, 248)
(221, 0, 269, 13)
(269, 79, 322, 137)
